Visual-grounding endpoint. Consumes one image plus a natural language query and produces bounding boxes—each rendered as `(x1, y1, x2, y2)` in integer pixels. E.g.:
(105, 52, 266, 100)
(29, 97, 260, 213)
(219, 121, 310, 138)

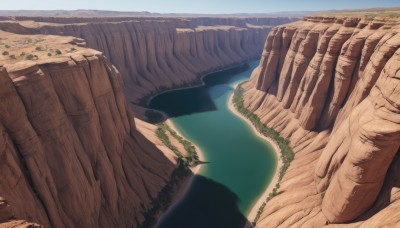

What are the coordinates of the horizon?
(1, 7, 399, 15)
(1, 0, 400, 14)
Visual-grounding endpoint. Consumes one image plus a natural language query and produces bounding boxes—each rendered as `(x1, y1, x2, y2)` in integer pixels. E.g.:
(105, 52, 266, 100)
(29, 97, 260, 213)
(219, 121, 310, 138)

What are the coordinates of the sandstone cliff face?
(0, 16, 296, 27)
(242, 16, 400, 226)
(0, 32, 178, 227)
(0, 17, 297, 118)
(0, 15, 297, 227)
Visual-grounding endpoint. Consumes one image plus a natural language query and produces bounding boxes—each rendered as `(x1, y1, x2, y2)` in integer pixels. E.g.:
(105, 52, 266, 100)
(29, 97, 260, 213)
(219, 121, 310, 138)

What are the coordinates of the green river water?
(149, 60, 277, 227)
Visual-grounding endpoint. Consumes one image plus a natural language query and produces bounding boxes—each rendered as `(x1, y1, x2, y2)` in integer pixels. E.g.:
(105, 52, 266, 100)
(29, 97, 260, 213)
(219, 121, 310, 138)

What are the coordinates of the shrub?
(140, 161, 191, 227)
(232, 82, 294, 226)
(9, 55, 16, 59)
(55, 49, 62, 55)
(48, 53, 52, 56)
(26, 54, 34, 60)
(25, 54, 38, 60)
(2, 51, 9, 55)
(35, 46, 45, 51)
(4, 44, 10, 48)
(34, 38, 45, 43)
(155, 123, 200, 167)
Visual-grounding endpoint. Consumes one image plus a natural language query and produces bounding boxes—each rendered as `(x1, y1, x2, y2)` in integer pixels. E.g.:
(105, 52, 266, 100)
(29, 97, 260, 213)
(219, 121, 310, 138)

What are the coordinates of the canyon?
(242, 12, 400, 227)
(3, 8, 400, 228)
(0, 15, 295, 227)
(0, 16, 296, 119)
(0, 31, 182, 227)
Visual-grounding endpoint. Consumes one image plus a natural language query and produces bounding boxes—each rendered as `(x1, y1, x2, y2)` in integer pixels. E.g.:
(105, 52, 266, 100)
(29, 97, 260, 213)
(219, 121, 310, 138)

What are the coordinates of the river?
(149, 60, 277, 227)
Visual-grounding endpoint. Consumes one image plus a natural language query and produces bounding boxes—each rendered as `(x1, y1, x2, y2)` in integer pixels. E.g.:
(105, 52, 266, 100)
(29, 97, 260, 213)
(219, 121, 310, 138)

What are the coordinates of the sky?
(1, 0, 400, 14)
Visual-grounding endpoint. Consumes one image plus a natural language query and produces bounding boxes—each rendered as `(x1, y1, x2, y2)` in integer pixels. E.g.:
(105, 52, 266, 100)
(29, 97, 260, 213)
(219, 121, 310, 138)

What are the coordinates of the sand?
(227, 85, 283, 224)
(154, 119, 206, 224)
(165, 119, 206, 174)
(156, 83, 283, 226)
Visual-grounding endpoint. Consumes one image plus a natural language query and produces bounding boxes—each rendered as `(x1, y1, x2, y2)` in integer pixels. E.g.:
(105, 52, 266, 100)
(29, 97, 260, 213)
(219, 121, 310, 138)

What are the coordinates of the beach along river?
(149, 60, 277, 227)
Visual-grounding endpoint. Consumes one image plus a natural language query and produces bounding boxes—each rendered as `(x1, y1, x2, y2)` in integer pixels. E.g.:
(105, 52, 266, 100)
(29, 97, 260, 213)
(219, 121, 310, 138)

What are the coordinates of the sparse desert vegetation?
(156, 122, 200, 167)
(232, 82, 294, 226)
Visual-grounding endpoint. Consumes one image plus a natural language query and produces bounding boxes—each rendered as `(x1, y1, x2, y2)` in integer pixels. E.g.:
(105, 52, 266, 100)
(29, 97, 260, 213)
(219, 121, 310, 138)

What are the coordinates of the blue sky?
(2, 0, 400, 14)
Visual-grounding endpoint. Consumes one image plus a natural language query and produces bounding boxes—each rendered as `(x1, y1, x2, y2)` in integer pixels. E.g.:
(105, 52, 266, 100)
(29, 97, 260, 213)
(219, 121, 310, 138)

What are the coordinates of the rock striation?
(0, 15, 297, 227)
(0, 31, 179, 227)
(0, 17, 297, 118)
(242, 15, 400, 227)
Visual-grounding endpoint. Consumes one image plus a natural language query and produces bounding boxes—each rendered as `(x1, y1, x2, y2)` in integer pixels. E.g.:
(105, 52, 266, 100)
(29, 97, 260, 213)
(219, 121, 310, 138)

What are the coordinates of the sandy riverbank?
(227, 85, 283, 224)
(165, 119, 206, 174)
(145, 62, 250, 106)
(154, 119, 206, 224)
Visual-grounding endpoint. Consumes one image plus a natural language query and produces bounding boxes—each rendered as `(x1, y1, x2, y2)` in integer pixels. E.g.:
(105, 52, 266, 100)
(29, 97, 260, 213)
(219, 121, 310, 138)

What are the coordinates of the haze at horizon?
(2, 0, 400, 14)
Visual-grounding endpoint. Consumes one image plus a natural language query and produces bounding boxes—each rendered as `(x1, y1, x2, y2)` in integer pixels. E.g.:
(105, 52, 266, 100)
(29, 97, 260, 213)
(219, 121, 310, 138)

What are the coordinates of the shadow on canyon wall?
(156, 175, 251, 228)
(354, 149, 400, 223)
(146, 64, 250, 123)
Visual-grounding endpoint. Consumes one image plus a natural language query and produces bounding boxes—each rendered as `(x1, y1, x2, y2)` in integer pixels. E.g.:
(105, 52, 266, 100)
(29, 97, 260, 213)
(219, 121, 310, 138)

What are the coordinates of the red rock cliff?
(0, 31, 178, 227)
(0, 15, 297, 227)
(242, 15, 400, 227)
(0, 17, 297, 118)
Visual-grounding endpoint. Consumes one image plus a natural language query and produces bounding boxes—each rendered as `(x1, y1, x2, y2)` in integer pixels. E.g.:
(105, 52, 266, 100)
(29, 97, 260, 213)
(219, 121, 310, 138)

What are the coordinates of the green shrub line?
(231, 82, 294, 226)
(156, 122, 200, 167)
(140, 123, 201, 227)
(140, 161, 191, 228)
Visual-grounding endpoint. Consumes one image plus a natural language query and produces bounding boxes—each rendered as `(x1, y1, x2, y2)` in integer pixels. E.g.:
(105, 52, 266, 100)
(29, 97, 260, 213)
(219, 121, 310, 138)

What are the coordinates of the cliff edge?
(242, 13, 400, 227)
(0, 15, 297, 227)
(0, 31, 179, 227)
(0, 17, 297, 119)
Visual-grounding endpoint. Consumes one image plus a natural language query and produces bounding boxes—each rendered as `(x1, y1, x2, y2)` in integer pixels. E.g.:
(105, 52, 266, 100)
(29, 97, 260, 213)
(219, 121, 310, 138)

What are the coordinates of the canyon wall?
(0, 16, 296, 27)
(0, 15, 297, 227)
(0, 32, 179, 227)
(242, 16, 400, 227)
(0, 17, 297, 118)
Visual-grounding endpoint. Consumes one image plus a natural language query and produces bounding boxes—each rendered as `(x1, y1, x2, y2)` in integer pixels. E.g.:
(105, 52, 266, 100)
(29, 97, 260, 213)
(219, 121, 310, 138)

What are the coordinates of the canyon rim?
(1, 2, 400, 228)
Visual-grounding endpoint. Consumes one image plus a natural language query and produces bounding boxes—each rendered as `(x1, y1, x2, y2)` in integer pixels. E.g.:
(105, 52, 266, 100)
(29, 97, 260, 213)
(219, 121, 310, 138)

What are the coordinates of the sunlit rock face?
(0, 32, 177, 227)
(0, 16, 297, 118)
(0, 16, 297, 228)
(242, 16, 400, 227)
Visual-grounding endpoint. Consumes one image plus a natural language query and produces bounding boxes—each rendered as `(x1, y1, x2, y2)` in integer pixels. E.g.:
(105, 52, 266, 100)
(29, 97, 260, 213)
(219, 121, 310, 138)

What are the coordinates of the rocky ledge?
(242, 14, 400, 227)
(0, 31, 180, 227)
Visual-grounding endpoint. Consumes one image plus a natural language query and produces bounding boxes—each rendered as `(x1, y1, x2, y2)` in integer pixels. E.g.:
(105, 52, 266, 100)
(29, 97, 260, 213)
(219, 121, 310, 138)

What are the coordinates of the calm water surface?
(150, 60, 277, 228)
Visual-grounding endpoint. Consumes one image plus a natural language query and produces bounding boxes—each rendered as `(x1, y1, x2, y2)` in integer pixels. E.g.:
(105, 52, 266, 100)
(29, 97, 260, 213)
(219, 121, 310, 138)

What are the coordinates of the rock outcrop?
(0, 31, 179, 227)
(0, 17, 297, 118)
(0, 15, 297, 227)
(242, 15, 400, 226)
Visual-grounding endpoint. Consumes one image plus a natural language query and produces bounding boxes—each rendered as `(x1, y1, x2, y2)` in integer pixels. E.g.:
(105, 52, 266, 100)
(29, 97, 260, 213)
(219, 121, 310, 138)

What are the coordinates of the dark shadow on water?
(147, 64, 249, 123)
(197, 161, 210, 165)
(146, 62, 255, 227)
(157, 175, 251, 228)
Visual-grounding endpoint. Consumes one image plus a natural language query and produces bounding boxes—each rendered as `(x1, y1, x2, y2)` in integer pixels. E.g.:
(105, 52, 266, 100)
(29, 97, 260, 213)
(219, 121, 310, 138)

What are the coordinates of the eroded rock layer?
(0, 32, 178, 227)
(242, 16, 400, 227)
(0, 17, 297, 118)
(0, 15, 297, 227)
